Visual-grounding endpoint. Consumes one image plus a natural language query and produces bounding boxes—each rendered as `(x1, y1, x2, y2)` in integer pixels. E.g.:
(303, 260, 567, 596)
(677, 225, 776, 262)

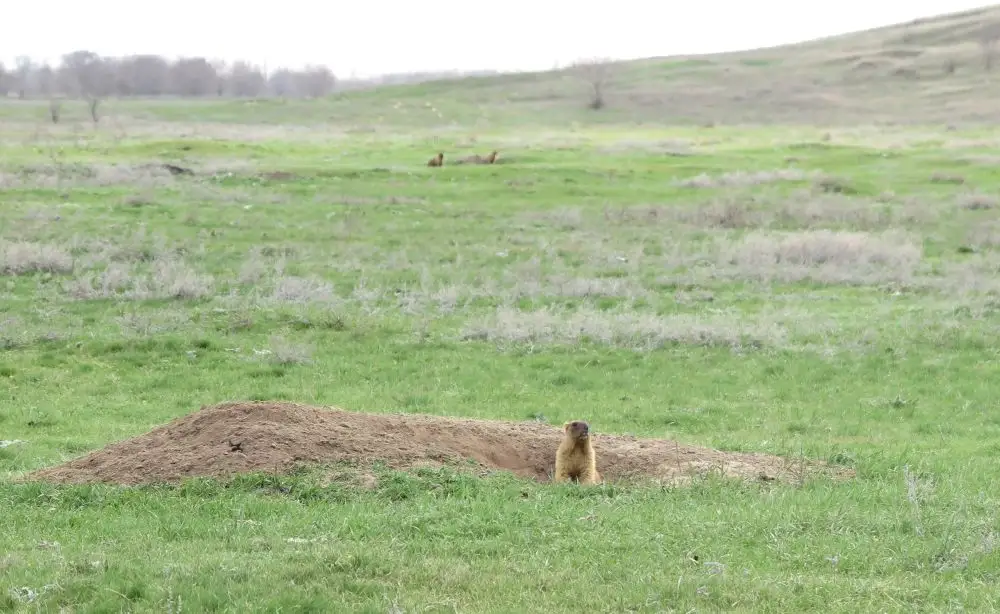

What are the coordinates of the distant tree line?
(0, 51, 509, 101)
(0, 50, 336, 100)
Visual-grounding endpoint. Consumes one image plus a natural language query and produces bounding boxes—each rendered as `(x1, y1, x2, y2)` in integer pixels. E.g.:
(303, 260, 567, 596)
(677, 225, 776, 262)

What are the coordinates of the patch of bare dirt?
(26, 401, 854, 486)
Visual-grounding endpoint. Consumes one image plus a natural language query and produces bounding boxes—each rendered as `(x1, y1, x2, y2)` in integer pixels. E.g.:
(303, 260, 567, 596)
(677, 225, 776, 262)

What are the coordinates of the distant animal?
(162, 163, 194, 176)
(554, 420, 601, 485)
(455, 150, 499, 165)
(427, 153, 444, 167)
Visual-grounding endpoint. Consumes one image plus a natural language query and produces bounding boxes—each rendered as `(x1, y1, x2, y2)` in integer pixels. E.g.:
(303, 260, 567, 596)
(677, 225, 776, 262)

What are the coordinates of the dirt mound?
(27, 401, 854, 486)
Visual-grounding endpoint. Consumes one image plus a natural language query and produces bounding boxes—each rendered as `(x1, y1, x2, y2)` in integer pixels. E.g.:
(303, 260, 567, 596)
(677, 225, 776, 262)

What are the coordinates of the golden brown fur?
(427, 153, 444, 167)
(554, 420, 601, 485)
(455, 150, 499, 165)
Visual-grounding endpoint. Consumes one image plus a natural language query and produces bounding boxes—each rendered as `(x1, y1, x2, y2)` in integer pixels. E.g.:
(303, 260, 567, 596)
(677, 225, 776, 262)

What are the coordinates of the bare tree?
(35, 64, 55, 98)
(210, 60, 228, 96)
(298, 65, 336, 98)
(268, 68, 297, 97)
(169, 57, 218, 96)
(14, 56, 35, 98)
(228, 61, 267, 97)
(981, 24, 1000, 72)
(49, 98, 61, 124)
(572, 57, 614, 110)
(58, 50, 114, 122)
(117, 55, 170, 96)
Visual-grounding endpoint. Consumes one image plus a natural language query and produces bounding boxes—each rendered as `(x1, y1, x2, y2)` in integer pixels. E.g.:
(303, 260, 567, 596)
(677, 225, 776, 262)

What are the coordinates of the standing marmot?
(427, 153, 444, 167)
(554, 420, 602, 485)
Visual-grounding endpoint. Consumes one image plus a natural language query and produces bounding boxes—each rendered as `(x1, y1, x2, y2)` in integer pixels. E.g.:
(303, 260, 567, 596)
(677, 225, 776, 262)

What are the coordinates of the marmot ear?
(563, 422, 571, 432)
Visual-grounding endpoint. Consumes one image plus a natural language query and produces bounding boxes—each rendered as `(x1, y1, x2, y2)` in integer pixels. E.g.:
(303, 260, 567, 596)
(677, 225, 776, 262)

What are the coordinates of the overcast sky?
(2, 0, 993, 77)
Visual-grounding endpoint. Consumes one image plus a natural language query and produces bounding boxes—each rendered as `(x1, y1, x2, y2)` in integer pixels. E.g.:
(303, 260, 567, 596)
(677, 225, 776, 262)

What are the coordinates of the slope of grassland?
(2, 112, 1000, 611)
(3, 5, 1000, 130)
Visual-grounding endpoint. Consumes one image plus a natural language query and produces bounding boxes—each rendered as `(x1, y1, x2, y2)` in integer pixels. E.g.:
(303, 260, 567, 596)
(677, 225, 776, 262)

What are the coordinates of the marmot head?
(563, 420, 591, 440)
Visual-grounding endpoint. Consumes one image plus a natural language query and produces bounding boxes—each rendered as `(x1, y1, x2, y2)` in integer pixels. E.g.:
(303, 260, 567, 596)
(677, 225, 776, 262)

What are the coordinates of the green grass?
(3, 100, 1000, 612)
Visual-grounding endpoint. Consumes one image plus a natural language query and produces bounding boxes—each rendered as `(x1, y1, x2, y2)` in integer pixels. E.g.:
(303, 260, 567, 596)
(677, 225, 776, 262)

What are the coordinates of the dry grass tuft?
(929, 172, 966, 185)
(461, 306, 785, 350)
(931, 256, 1000, 294)
(958, 192, 998, 210)
(62, 257, 214, 300)
(269, 276, 339, 305)
(1, 241, 74, 275)
(774, 196, 897, 229)
(63, 264, 133, 299)
(507, 274, 650, 301)
(116, 309, 193, 338)
(717, 230, 922, 284)
(604, 191, 932, 232)
(676, 169, 818, 189)
(0, 163, 178, 189)
(263, 335, 314, 365)
(966, 222, 1000, 249)
(668, 200, 762, 229)
(75, 228, 168, 266)
(148, 258, 215, 299)
(394, 284, 470, 315)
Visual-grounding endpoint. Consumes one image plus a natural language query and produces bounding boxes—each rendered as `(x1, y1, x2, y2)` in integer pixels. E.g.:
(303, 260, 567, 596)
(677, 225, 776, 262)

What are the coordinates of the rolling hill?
(3, 5, 1000, 128)
(329, 4, 1000, 126)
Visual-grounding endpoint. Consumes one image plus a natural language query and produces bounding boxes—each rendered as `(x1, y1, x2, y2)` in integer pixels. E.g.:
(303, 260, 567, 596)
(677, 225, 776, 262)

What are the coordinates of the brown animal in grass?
(554, 420, 602, 485)
(427, 153, 444, 167)
(455, 150, 499, 165)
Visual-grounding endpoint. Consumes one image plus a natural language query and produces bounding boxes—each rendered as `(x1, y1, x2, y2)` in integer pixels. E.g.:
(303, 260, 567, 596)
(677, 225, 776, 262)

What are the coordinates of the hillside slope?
(2, 5, 998, 128)
(335, 4, 1000, 126)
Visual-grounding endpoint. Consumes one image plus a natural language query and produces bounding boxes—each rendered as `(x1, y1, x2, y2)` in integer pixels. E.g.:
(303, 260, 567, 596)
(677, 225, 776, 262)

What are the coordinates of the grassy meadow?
(5, 17, 1000, 610)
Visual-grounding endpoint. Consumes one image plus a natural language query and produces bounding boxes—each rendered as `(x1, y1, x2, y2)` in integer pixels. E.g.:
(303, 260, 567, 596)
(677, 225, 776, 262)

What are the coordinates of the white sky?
(2, 1, 994, 78)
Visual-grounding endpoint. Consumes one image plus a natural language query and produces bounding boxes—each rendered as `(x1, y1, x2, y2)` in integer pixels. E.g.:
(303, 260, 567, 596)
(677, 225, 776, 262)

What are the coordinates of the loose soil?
(27, 401, 855, 486)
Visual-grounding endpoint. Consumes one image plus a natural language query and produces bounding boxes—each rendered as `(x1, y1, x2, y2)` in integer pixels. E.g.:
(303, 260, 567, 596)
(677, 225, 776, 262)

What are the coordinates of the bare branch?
(571, 57, 614, 110)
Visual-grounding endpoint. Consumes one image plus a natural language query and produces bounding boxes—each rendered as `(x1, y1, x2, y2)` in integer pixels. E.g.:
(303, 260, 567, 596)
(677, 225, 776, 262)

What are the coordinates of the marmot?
(554, 420, 601, 485)
(427, 153, 444, 167)
(455, 150, 498, 165)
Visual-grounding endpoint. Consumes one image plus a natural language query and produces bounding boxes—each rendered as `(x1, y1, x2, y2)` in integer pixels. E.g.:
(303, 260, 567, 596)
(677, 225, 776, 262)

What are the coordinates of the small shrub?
(719, 230, 921, 285)
(958, 192, 998, 210)
(676, 169, 818, 189)
(929, 172, 966, 185)
(1, 241, 74, 275)
(270, 276, 338, 304)
(264, 336, 314, 365)
(63, 264, 133, 299)
(148, 258, 215, 299)
(461, 306, 785, 350)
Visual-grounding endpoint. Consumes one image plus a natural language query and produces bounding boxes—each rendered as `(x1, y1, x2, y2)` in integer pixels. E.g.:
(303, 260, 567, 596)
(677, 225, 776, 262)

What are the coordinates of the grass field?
(5, 9, 1000, 613)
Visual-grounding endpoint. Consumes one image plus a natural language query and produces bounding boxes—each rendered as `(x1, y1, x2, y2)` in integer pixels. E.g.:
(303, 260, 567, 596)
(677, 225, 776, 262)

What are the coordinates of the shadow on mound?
(26, 401, 854, 486)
